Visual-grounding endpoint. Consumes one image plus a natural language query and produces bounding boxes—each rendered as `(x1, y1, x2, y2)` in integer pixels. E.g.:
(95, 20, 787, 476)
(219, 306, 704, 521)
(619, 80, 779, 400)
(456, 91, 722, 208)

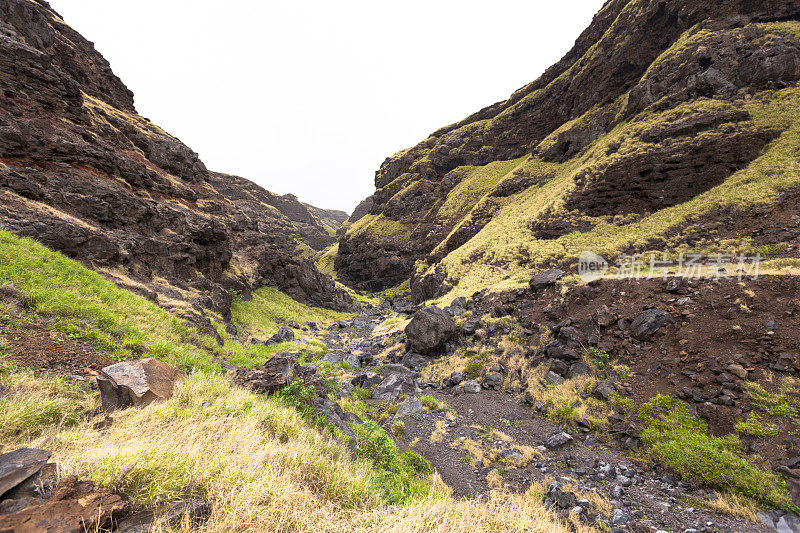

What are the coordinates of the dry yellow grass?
(16, 372, 595, 533)
(696, 493, 761, 522)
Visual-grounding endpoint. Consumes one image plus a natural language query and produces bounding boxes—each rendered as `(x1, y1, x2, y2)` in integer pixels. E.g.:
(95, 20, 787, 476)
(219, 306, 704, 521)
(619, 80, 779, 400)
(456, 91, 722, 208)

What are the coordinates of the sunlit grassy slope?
(430, 86, 800, 300)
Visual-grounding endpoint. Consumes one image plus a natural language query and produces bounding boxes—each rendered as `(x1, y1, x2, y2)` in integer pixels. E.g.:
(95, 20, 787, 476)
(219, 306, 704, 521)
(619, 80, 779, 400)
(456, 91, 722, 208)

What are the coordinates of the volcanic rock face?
(0, 0, 356, 321)
(338, 0, 800, 292)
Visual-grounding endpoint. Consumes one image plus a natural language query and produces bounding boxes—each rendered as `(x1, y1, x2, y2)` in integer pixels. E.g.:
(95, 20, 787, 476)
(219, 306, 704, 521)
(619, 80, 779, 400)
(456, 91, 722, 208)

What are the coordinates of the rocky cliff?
(0, 0, 357, 328)
(337, 0, 800, 298)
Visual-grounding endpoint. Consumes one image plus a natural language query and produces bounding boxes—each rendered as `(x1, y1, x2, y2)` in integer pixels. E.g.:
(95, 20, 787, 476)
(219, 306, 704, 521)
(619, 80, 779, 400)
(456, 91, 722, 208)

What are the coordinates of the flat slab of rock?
(630, 308, 674, 341)
(97, 358, 185, 412)
(529, 269, 565, 290)
(116, 499, 209, 533)
(0, 448, 50, 499)
(373, 374, 418, 402)
(233, 356, 317, 395)
(544, 431, 573, 449)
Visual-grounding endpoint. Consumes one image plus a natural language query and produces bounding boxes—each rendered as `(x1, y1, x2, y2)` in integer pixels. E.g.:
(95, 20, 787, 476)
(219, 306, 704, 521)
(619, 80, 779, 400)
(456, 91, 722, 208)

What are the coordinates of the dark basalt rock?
(404, 306, 457, 355)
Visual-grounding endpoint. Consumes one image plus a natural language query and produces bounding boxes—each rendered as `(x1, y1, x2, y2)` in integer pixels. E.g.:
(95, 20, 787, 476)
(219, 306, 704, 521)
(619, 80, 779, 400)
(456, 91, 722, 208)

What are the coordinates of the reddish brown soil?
(0, 309, 113, 377)
(479, 274, 800, 468)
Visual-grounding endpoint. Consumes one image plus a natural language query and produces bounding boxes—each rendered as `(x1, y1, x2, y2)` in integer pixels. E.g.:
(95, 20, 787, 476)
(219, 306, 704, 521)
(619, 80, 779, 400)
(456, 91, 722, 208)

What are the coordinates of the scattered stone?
(630, 309, 674, 341)
(545, 371, 566, 386)
(544, 431, 573, 449)
(373, 374, 418, 402)
(595, 305, 617, 327)
(727, 363, 749, 380)
(446, 297, 468, 316)
(462, 318, 482, 336)
(117, 499, 210, 533)
(232, 356, 317, 395)
(611, 508, 630, 526)
(592, 378, 616, 401)
(404, 306, 457, 355)
(462, 380, 482, 394)
(351, 372, 382, 390)
(483, 372, 503, 390)
(394, 396, 423, 419)
(530, 269, 565, 290)
(270, 326, 295, 343)
(97, 359, 185, 412)
(401, 351, 428, 369)
(567, 362, 591, 379)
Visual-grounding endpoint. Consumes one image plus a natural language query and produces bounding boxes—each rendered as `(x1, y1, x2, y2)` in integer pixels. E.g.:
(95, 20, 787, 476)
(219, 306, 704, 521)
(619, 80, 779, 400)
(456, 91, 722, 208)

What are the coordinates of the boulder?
(270, 326, 295, 343)
(462, 380, 482, 393)
(544, 431, 573, 449)
(448, 372, 464, 387)
(404, 306, 457, 355)
(461, 318, 482, 336)
(529, 269, 565, 290)
(372, 374, 418, 402)
(97, 359, 185, 412)
(545, 371, 565, 386)
(630, 309, 674, 341)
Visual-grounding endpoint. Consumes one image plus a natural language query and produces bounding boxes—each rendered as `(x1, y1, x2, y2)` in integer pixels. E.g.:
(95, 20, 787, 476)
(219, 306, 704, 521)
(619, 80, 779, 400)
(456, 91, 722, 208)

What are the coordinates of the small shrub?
(735, 413, 781, 438)
(351, 421, 433, 504)
(588, 348, 611, 369)
(744, 379, 799, 419)
(421, 394, 449, 411)
(275, 379, 320, 424)
(464, 352, 491, 379)
(391, 419, 405, 436)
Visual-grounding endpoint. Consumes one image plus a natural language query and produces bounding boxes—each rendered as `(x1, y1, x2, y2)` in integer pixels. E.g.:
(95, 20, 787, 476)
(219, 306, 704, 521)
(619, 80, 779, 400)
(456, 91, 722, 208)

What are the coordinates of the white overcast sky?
(52, 0, 606, 213)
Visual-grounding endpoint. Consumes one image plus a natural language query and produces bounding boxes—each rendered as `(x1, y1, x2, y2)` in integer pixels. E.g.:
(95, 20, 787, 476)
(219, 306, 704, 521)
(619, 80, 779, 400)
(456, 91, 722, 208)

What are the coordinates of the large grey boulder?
(97, 359, 185, 412)
(404, 306, 457, 355)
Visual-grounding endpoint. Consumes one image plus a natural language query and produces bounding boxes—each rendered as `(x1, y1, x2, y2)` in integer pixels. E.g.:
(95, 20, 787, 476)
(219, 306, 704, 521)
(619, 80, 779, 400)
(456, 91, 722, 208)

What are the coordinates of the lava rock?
(97, 359, 185, 412)
(530, 269, 565, 290)
(630, 309, 674, 340)
(404, 306, 457, 355)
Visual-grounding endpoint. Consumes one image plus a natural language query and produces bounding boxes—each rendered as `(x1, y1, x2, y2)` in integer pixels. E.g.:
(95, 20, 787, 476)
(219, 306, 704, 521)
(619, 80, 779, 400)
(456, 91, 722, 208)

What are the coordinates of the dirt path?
(325, 302, 780, 533)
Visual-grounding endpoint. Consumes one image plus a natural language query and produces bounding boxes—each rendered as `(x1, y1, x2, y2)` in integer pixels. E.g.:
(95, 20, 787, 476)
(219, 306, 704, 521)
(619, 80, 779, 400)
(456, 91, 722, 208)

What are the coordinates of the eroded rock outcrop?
(0, 0, 357, 325)
(338, 0, 800, 291)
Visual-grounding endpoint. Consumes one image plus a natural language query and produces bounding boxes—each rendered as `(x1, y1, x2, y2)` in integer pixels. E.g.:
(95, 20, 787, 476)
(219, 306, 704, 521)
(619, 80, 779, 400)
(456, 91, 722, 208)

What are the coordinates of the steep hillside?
(0, 0, 356, 331)
(337, 0, 800, 298)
